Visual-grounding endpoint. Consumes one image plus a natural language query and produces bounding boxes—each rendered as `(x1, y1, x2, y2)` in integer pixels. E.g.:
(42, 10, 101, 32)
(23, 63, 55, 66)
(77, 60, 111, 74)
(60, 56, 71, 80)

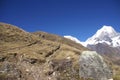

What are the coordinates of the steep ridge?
(0, 22, 39, 52)
(33, 31, 87, 51)
(0, 23, 113, 80)
(0, 22, 37, 43)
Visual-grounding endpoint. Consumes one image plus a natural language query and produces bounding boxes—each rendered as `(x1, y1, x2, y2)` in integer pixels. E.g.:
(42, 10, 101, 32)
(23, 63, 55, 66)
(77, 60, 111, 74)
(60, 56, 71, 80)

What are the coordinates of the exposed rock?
(79, 51, 113, 80)
(47, 59, 79, 80)
(45, 45, 60, 57)
(0, 62, 22, 80)
(0, 56, 6, 62)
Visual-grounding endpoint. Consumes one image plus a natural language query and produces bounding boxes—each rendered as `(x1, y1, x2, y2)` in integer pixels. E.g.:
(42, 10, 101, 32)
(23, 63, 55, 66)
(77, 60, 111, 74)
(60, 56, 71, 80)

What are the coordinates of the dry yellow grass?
(1, 22, 119, 80)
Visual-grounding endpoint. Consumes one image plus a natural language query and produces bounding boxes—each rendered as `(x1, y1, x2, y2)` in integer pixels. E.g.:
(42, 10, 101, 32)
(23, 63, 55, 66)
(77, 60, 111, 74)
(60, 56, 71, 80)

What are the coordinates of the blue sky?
(0, 0, 120, 41)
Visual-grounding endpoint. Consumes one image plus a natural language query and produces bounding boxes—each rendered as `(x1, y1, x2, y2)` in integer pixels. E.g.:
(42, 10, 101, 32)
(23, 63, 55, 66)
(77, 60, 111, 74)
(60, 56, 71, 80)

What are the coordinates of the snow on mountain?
(64, 26, 120, 47)
(112, 36, 120, 47)
(64, 26, 120, 66)
(64, 35, 81, 43)
(64, 35, 87, 47)
(85, 25, 120, 47)
(84, 26, 120, 65)
(93, 25, 118, 38)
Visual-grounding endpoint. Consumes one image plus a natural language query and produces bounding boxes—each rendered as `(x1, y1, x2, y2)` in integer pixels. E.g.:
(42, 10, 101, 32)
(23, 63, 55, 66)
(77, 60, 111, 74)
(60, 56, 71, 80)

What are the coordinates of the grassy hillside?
(0, 22, 88, 80)
(0, 22, 119, 80)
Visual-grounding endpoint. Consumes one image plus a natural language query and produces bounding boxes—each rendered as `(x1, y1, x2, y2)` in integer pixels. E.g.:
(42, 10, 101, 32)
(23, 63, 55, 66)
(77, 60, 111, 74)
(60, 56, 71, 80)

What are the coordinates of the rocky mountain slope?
(0, 23, 114, 80)
(84, 26, 120, 65)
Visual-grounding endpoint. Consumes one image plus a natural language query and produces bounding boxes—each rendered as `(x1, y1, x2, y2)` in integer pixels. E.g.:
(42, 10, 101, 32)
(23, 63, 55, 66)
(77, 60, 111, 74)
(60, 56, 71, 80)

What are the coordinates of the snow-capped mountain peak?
(94, 25, 117, 38)
(64, 25, 120, 47)
(86, 25, 120, 47)
(100, 25, 116, 33)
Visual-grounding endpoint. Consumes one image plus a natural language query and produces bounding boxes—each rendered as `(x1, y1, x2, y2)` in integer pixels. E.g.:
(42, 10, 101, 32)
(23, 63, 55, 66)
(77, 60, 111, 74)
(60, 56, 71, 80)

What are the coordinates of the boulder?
(79, 51, 113, 80)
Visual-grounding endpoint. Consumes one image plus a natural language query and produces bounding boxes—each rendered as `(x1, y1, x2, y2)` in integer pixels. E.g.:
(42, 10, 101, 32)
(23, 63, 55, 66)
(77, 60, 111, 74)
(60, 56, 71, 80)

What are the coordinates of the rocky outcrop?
(46, 58, 79, 80)
(79, 51, 113, 80)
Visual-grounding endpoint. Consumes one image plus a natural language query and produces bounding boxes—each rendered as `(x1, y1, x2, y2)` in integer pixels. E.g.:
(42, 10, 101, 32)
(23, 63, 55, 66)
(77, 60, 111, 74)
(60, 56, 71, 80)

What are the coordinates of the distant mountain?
(64, 26, 120, 65)
(64, 35, 88, 47)
(64, 35, 81, 44)
(84, 26, 120, 65)
(64, 26, 120, 79)
(85, 25, 120, 47)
